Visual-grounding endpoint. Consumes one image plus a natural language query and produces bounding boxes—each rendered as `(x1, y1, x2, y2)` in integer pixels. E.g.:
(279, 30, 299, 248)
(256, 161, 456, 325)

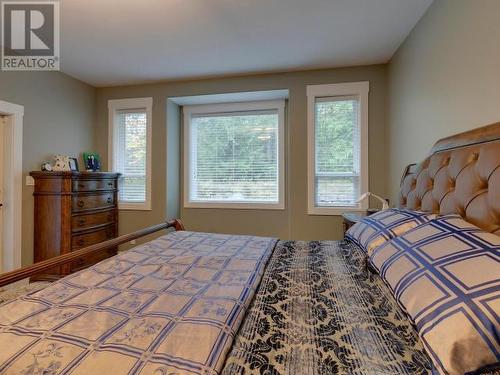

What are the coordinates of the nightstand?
(342, 211, 369, 235)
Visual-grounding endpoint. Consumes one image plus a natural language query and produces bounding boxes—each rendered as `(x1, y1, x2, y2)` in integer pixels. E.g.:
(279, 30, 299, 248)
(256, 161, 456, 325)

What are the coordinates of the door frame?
(0, 100, 24, 273)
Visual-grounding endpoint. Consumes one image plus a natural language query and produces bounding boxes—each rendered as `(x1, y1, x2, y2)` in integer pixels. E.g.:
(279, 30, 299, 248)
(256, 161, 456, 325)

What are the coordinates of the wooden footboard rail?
(0, 219, 185, 288)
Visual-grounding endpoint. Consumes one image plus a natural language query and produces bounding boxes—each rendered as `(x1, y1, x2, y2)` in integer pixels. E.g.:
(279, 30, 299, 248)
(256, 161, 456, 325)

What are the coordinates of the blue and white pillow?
(370, 215, 500, 375)
(346, 208, 434, 256)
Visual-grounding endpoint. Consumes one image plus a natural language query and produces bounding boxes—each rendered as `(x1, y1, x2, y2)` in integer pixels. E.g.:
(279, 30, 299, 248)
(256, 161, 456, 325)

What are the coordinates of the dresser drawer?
(71, 248, 117, 273)
(72, 193, 115, 212)
(72, 210, 115, 232)
(73, 179, 116, 192)
(72, 226, 115, 250)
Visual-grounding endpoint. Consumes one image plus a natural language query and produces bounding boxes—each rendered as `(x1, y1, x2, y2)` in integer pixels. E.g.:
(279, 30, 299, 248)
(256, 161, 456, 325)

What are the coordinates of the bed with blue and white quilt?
(0, 223, 499, 374)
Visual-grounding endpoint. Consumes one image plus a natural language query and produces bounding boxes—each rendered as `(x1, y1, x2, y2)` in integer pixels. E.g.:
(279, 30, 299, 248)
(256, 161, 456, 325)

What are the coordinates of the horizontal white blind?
(189, 110, 279, 203)
(315, 96, 360, 207)
(115, 109, 147, 203)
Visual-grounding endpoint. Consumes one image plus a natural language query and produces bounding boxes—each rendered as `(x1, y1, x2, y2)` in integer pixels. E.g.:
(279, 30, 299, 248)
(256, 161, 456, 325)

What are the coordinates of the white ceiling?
(60, 0, 433, 87)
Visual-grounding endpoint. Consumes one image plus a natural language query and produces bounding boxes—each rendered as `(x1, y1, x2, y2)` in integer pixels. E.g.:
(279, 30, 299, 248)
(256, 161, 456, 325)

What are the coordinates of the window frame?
(183, 100, 285, 210)
(307, 82, 369, 215)
(108, 97, 153, 211)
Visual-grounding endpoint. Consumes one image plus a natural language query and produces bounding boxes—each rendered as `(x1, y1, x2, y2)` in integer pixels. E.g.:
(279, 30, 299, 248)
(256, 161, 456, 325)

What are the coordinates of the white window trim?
(108, 97, 153, 211)
(307, 82, 369, 215)
(183, 100, 285, 210)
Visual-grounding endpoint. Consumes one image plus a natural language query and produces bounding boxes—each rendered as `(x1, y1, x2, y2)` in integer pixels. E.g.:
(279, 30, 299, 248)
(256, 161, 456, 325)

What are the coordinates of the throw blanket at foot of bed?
(0, 231, 277, 375)
(223, 240, 433, 375)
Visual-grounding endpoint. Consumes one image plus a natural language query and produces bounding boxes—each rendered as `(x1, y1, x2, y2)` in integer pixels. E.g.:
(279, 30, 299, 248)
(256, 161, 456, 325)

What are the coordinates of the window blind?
(314, 96, 360, 207)
(189, 110, 279, 203)
(115, 109, 147, 203)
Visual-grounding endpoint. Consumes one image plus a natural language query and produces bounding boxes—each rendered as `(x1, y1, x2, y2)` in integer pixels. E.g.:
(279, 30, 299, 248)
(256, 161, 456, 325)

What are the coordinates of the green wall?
(95, 65, 388, 240)
(0, 71, 96, 265)
(387, 0, 500, 203)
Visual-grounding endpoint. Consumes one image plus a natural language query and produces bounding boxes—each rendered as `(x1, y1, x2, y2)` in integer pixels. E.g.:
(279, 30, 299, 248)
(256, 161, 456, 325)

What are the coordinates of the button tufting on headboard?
(399, 123, 500, 235)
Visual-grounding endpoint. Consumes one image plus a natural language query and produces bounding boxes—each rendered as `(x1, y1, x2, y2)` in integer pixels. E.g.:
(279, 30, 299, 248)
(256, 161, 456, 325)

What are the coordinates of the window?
(307, 82, 369, 215)
(184, 100, 285, 209)
(108, 97, 152, 210)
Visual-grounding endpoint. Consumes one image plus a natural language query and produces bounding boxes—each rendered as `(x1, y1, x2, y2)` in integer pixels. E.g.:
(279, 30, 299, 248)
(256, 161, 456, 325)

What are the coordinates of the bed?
(0, 123, 498, 375)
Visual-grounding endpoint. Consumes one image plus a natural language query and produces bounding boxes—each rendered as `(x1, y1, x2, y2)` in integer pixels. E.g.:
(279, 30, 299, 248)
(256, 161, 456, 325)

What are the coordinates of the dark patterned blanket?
(222, 240, 433, 375)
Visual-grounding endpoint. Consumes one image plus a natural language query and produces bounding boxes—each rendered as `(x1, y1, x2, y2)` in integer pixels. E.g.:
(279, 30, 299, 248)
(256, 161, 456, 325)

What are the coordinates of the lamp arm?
(357, 192, 390, 210)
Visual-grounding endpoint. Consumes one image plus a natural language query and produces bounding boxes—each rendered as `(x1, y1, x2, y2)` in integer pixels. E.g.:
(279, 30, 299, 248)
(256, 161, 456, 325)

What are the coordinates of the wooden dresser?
(30, 171, 120, 280)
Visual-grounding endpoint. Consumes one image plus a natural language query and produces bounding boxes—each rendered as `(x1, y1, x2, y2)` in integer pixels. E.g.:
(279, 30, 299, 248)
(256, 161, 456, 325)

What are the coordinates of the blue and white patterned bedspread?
(0, 231, 277, 375)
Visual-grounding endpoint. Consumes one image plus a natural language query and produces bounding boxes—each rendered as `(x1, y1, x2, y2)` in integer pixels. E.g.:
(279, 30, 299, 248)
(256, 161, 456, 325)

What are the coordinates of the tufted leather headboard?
(399, 122, 500, 235)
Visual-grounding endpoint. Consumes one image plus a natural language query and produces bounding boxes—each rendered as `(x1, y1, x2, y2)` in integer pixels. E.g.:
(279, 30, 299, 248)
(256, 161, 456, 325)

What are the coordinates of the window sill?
(184, 201, 285, 210)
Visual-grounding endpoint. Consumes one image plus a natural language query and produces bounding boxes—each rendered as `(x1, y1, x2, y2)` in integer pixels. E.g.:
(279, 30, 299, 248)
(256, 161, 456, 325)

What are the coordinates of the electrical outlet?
(26, 176, 35, 186)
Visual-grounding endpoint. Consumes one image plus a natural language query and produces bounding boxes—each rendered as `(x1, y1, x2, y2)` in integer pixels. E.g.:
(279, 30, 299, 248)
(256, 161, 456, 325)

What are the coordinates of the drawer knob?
(107, 214, 114, 221)
(106, 230, 114, 239)
(77, 239, 85, 246)
(78, 183, 85, 189)
(107, 182, 113, 187)
(107, 197, 113, 204)
(77, 218, 86, 226)
(77, 200, 85, 208)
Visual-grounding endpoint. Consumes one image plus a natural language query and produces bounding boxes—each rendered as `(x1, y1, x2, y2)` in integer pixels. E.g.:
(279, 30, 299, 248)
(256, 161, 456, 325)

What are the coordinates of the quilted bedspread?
(222, 240, 434, 375)
(0, 231, 277, 375)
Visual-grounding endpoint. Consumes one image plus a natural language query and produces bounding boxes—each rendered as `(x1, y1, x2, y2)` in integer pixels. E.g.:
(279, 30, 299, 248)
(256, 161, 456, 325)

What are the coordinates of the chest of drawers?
(30, 171, 120, 280)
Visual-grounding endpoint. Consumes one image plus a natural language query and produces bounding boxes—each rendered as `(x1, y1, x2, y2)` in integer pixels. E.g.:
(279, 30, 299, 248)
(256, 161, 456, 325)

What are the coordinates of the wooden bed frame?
(0, 219, 185, 288)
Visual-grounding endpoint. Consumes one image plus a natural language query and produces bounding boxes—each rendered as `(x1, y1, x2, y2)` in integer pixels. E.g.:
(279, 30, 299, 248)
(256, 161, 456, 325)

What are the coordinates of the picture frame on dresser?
(29, 171, 120, 280)
(69, 157, 79, 171)
(83, 152, 101, 172)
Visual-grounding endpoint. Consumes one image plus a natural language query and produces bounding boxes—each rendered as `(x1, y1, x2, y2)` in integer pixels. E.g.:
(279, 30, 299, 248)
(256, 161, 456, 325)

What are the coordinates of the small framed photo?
(69, 157, 79, 171)
(83, 152, 101, 172)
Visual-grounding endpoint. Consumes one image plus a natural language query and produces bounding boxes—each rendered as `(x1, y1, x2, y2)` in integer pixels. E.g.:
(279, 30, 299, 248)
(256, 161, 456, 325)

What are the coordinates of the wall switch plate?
(26, 176, 35, 186)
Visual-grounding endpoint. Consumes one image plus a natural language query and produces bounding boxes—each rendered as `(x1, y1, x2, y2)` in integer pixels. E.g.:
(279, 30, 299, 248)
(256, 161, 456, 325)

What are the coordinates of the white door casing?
(0, 100, 24, 273)
(0, 116, 4, 273)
